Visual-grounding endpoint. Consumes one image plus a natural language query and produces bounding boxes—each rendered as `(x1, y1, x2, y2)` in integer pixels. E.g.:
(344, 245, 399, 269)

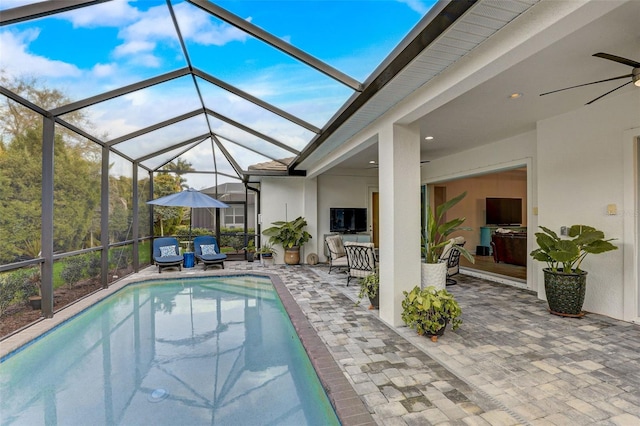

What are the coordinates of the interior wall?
(317, 170, 378, 261)
(429, 169, 527, 251)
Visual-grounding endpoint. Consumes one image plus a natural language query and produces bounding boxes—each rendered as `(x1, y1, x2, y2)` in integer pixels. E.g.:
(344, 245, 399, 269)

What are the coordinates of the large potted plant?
(530, 225, 617, 317)
(355, 268, 379, 309)
(401, 285, 462, 342)
(422, 191, 474, 289)
(263, 216, 312, 265)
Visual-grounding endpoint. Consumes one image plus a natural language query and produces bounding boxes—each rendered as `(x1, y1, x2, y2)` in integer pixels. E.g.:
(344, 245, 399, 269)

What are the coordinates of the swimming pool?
(0, 276, 340, 425)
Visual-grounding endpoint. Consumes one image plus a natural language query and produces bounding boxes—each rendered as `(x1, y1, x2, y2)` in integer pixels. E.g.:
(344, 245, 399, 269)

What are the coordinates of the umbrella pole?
(189, 207, 193, 252)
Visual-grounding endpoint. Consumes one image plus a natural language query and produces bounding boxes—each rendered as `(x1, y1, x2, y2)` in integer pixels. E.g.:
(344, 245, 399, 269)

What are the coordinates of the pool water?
(0, 276, 340, 425)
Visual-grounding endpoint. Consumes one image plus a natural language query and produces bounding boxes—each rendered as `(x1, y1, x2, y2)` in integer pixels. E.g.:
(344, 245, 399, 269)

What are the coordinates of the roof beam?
(205, 108, 299, 155)
(51, 68, 191, 116)
(193, 68, 320, 134)
(212, 134, 244, 177)
(213, 132, 287, 166)
(0, 0, 110, 26)
(0, 85, 51, 117)
(135, 133, 208, 162)
(187, 0, 362, 92)
(106, 109, 203, 147)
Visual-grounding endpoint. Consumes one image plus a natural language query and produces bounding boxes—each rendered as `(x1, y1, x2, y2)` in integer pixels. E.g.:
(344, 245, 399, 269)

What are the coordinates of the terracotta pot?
(284, 246, 300, 265)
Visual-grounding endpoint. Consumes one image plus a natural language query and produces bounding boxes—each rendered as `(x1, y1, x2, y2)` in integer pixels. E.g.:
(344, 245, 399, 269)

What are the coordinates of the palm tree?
(162, 159, 194, 190)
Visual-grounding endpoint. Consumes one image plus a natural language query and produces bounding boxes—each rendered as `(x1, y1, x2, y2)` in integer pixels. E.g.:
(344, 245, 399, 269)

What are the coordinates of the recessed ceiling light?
(369, 160, 376, 164)
(424, 136, 434, 140)
(509, 92, 523, 99)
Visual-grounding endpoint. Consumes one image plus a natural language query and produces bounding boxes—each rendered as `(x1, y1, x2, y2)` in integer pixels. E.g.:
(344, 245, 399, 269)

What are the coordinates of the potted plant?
(422, 191, 474, 289)
(243, 239, 256, 262)
(25, 269, 42, 310)
(530, 225, 617, 317)
(355, 268, 379, 309)
(263, 216, 312, 265)
(401, 285, 462, 342)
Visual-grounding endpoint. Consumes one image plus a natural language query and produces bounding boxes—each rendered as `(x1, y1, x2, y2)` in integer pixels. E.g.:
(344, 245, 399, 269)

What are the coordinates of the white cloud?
(0, 29, 82, 79)
(118, 4, 177, 41)
(59, 0, 140, 27)
(91, 63, 117, 78)
(114, 40, 156, 57)
(398, 0, 430, 15)
(173, 3, 249, 46)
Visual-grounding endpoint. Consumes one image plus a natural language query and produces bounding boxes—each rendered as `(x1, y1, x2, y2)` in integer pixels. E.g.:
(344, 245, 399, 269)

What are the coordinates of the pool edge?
(267, 272, 376, 426)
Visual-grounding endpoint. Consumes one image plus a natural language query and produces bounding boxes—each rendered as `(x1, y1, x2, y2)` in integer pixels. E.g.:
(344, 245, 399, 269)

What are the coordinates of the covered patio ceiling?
(1, 0, 550, 189)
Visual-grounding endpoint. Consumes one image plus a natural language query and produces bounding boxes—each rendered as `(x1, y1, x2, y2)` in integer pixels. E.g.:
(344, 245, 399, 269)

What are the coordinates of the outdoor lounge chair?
(325, 235, 348, 273)
(193, 236, 226, 270)
(344, 241, 377, 286)
(153, 237, 183, 273)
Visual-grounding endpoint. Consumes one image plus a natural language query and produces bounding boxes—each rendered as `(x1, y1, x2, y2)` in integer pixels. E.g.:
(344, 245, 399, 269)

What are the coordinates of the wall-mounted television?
(486, 198, 522, 226)
(330, 207, 367, 233)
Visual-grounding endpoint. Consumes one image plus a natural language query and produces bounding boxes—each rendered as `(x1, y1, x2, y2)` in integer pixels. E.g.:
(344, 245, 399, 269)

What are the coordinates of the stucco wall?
(317, 171, 378, 261)
(260, 177, 308, 262)
(536, 91, 638, 319)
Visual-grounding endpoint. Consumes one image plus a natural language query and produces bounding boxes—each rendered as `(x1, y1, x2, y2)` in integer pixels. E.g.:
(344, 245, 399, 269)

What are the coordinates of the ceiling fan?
(540, 53, 640, 105)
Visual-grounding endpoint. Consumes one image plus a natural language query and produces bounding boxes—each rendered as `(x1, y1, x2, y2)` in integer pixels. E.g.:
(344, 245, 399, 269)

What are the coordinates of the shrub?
(0, 268, 39, 316)
(61, 256, 88, 285)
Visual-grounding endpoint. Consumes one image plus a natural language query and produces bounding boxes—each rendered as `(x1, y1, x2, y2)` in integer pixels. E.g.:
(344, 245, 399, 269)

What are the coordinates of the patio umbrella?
(147, 188, 229, 246)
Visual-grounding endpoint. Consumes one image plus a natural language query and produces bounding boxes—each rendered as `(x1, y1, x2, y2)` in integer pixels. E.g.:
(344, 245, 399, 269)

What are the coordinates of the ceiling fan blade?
(540, 74, 632, 96)
(585, 80, 632, 105)
(593, 53, 640, 68)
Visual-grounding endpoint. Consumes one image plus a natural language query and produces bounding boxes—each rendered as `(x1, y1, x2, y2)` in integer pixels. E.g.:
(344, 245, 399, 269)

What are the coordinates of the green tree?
(0, 76, 101, 263)
(151, 173, 184, 236)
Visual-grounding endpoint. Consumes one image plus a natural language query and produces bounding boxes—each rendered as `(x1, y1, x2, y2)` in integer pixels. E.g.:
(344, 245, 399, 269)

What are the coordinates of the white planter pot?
(421, 262, 447, 290)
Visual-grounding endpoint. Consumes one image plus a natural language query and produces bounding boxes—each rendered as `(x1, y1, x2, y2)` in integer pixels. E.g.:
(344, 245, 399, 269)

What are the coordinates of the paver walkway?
(227, 262, 640, 425)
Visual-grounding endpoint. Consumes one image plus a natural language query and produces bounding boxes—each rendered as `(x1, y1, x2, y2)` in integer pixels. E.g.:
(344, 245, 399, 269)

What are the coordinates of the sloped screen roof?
(0, 0, 434, 189)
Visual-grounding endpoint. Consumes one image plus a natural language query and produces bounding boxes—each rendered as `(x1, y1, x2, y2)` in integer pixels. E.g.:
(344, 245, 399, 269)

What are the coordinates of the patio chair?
(153, 237, 183, 273)
(344, 242, 377, 286)
(325, 235, 348, 273)
(440, 237, 465, 286)
(193, 236, 227, 270)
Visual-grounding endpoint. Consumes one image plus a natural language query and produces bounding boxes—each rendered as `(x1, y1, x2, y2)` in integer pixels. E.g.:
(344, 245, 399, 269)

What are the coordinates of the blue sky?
(1, 0, 434, 187)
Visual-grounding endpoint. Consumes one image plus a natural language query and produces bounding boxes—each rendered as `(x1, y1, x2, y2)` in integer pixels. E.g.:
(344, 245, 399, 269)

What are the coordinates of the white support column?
(378, 123, 421, 326)
(303, 177, 318, 261)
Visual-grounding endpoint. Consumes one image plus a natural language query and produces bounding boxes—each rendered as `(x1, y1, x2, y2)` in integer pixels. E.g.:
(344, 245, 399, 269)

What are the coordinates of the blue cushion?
(198, 253, 227, 262)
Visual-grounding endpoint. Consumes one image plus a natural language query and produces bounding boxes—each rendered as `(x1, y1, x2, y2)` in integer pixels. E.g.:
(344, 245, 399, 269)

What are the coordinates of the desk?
(183, 252, 195, 268)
